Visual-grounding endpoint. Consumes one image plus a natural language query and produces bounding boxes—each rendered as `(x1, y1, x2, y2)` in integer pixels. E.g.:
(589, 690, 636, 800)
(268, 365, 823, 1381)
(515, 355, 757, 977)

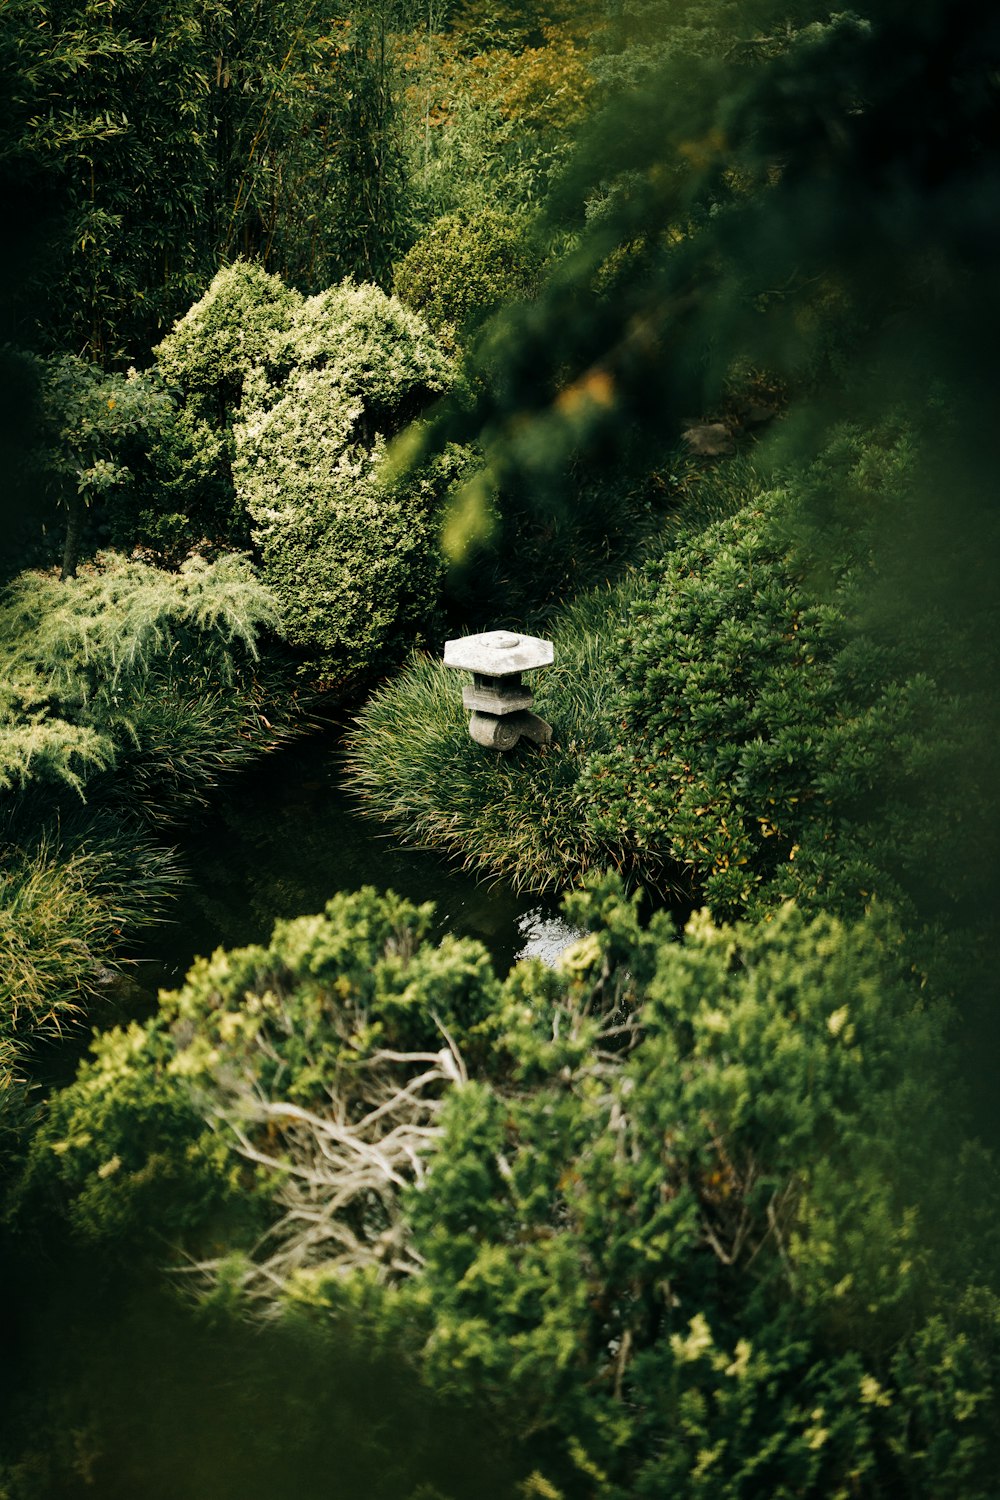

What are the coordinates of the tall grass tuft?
(0, 826, 177, 1044)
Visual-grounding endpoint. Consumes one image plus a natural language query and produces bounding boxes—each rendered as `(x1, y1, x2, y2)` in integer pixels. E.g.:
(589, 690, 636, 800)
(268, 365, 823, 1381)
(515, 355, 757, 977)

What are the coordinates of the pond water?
(132, 728, 580, 994)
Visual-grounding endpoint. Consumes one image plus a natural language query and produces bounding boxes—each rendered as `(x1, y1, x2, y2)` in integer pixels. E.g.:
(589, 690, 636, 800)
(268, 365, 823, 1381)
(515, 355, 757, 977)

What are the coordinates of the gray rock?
(682, 421, 735, 456)
(515, 909, 585, 968)
(469, 709, 552, 749)
(462, 681, 534, 715)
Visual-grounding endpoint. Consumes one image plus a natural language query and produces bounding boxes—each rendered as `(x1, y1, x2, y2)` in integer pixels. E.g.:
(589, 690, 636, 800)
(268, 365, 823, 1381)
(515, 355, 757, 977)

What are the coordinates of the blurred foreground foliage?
(417, 0, 1000, 514)
(5, 881, 999, 1496)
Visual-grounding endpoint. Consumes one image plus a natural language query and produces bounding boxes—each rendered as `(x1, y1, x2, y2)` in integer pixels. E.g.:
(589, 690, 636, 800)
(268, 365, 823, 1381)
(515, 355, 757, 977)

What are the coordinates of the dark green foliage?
(0, 833, 175, 1046)
(106, 401, 234, 562)
(0, 1285, 517, 1500)
(31, 354, 176, 575)
(4, 0, 1000, 1492)
(0, 1037, 33, 1167)
(313, 3, 410, 290)
(592, 0, 747, 91)
(583, 424, 1000, 927)
(405, 0, 1000, 559)
(441, 446, 699, 627)
(8, 1013, 255, 1264)
(350, 427, 999, 960)
(404, 887, 1000, 1497)
(444, 0, 582, 54)
(10, 887, 501, 1279)
(0, 349, 50, 579)
(5, 0, 206, 361)
(4, 0, 414, 364)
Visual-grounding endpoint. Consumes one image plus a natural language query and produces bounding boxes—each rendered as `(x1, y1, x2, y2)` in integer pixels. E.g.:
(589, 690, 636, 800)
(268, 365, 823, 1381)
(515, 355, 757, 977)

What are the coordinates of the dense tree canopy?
(2, 0, 420, 362)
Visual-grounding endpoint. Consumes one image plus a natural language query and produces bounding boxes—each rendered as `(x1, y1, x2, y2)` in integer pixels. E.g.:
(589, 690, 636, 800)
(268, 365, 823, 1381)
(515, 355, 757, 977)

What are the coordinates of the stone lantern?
(444, 629, 553, 750)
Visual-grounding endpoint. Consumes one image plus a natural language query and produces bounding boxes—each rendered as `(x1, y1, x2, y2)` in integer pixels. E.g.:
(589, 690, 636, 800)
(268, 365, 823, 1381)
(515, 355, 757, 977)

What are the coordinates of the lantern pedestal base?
(468, 709, 552, 751)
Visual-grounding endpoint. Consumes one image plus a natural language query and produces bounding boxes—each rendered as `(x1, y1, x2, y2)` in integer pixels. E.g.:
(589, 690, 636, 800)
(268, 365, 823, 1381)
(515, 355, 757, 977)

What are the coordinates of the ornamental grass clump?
(0, 550, 299, 1061)
(0, 846, 118, 1039)
(0, 827, 177, 1045)
(344, 579, 669, 894)
(0, 552, 285, 806)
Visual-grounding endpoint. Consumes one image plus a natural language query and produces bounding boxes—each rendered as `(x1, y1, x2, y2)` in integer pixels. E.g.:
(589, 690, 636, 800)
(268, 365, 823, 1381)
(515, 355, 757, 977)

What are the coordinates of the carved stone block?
(444, 629, 554, 750)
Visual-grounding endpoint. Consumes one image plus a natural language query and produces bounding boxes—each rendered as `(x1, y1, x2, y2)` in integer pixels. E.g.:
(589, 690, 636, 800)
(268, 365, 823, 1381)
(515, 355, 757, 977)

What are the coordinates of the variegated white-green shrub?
(233, 279, 464, 687)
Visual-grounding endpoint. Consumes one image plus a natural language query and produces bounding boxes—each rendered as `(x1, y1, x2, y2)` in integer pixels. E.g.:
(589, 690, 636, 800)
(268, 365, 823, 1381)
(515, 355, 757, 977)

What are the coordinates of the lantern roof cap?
(444, 629, 553, 676)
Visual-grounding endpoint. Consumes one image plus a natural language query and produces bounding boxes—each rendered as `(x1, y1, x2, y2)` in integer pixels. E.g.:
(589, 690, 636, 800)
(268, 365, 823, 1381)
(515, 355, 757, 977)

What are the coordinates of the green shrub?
(349, 431, 996, 938)
(0, 551, 300, 1055)
(119, 261, 307, 556)
(154, 260, 302, 426)
(36, 263, 461, 675)
(275, 278, 453, 421)
(582, 430, 997, 926)
(233, 280, 458, 686)
(0, 832, 176, 1046)
(9, 886, 500, 1276)
(13, 879, 997, 1496)
(32, 267, 308, 570)
(234, 393, 449, 688)
(404, 891, 1000, 1498)
(107, 397, 236, 561)
(7, 1011, 256, 1265)
(394, 208, 543, 349)
(32, 270, 295, 566)
(0, 552, 284, 803)
(580, 488, 846, 915)
(29, 354, 180, 574)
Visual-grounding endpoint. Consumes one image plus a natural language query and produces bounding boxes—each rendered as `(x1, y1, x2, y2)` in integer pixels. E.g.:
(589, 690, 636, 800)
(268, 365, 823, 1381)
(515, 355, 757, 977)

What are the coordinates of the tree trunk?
(61, 492, 83, 580)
